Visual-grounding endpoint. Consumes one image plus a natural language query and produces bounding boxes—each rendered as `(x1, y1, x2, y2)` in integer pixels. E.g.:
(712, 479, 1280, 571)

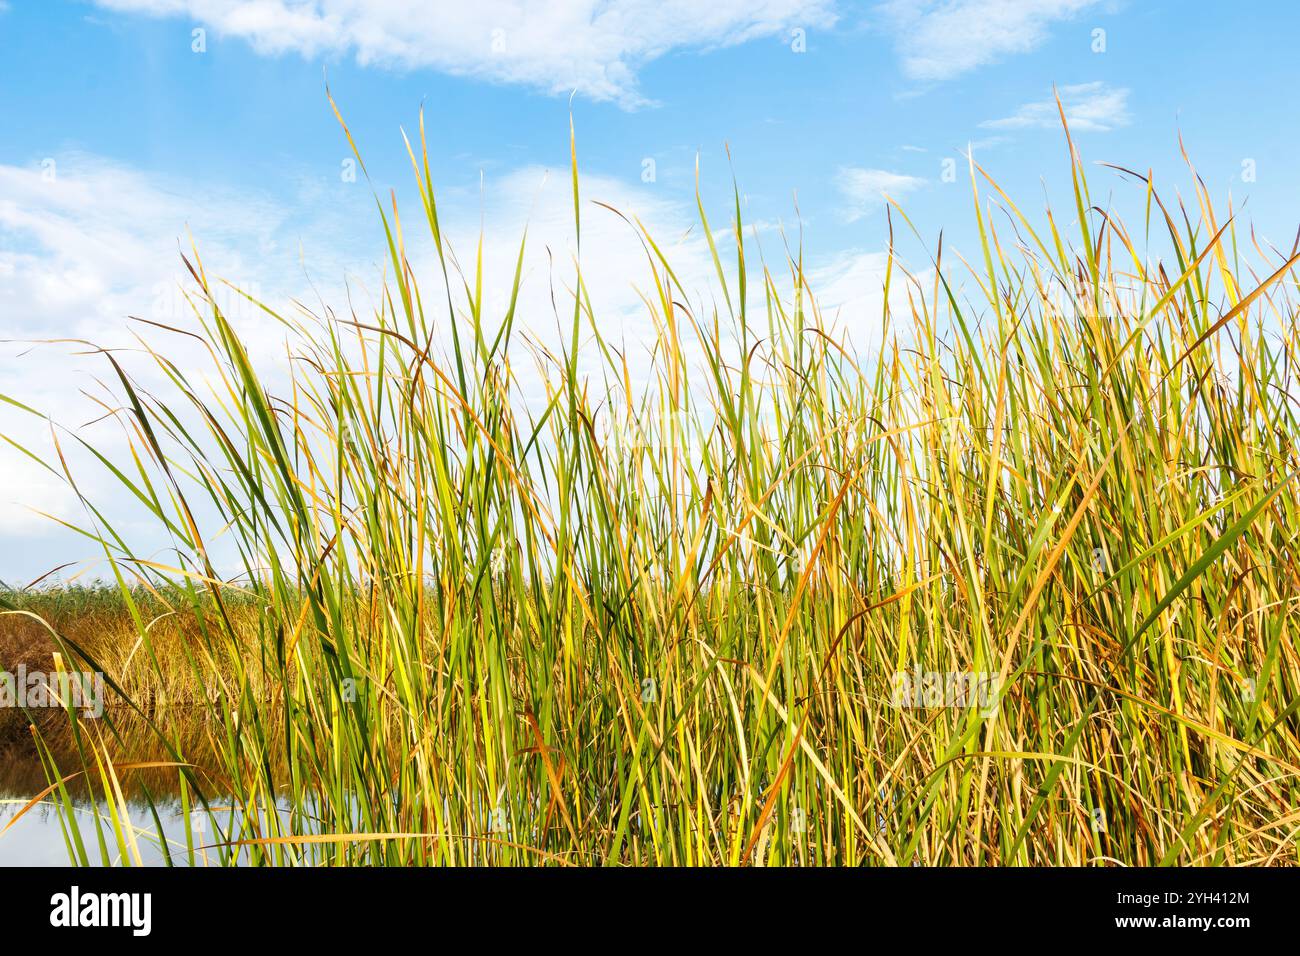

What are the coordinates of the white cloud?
(980, 81, 1130, 132)
(0, 156, 291, 340)
(0, 154, 382, 575)
(807, 249, 891, 330)
(93, 0, 837, 107)
(875, 0, 1101, 81)
(836, 167, 925, 221)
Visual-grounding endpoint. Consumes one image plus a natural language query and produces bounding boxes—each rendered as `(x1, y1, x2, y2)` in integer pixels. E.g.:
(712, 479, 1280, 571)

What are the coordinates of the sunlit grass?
(2, 101, 1299, 866)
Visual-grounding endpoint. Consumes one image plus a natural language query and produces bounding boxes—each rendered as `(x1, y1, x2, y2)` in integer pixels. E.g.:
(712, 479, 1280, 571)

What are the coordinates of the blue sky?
(1, 0, 1298, 582)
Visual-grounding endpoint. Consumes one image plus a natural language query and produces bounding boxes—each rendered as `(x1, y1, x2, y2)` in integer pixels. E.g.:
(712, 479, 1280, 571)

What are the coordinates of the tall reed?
(3, 103, 1299, 866)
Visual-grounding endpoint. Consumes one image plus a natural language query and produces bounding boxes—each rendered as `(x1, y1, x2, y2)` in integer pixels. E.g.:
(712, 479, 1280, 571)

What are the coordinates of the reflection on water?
(1, 706, 524, 866)
(1, 705, 231, 798)
(0, 798, 273, 867)
(0, 706, 268, 866)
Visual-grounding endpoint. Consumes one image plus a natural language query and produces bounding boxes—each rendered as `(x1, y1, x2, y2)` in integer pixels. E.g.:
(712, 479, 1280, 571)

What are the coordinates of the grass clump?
(2, 104, 1299, 866)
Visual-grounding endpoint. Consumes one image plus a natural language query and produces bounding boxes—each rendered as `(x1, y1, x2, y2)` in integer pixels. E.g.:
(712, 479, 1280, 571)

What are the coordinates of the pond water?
(0, 800, 238, 866)
(1, 708, 527, 866)
(0, 707, 276, 866)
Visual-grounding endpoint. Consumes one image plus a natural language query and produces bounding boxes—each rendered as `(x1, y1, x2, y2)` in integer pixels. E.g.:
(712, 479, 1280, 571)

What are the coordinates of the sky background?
(1, 0, 1298, 583)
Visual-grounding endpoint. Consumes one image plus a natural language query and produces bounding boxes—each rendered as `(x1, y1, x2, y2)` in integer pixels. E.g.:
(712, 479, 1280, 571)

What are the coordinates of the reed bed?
(3, 105, 1299, 866)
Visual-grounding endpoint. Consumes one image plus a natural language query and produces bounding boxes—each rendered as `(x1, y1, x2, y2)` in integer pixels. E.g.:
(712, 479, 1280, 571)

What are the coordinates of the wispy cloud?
(93, 0, 837, 108)
(0, 153, 316, 553)
(836, 167, 925, 220)
(875, 0, 1101, 81)
(980, 81, 1131, 132)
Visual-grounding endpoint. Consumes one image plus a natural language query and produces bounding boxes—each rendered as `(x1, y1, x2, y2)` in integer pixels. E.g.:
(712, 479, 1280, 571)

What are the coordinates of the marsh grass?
(2, 102, 1299, 865)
